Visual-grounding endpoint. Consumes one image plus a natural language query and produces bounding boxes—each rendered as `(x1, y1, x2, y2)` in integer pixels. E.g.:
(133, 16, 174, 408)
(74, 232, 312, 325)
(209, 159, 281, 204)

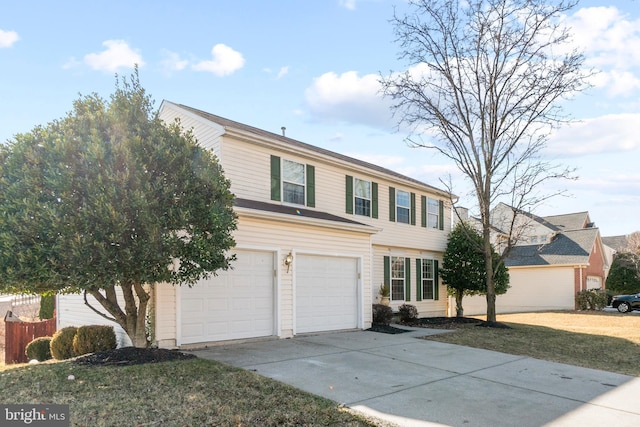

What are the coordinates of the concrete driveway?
(192, 327, 640, 427)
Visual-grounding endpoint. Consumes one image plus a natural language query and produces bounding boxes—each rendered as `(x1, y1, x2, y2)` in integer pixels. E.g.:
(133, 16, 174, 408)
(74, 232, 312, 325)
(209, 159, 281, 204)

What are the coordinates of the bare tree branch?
(382, 0, 592, 322)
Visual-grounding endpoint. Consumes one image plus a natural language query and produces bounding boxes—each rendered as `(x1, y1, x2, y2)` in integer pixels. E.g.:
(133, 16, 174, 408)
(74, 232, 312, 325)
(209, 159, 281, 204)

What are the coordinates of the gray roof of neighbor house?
(602, 235, 629, 252)
(173, 103, 453, 198)
(506, 228, 599, 267)
(543, 212, 590, 231)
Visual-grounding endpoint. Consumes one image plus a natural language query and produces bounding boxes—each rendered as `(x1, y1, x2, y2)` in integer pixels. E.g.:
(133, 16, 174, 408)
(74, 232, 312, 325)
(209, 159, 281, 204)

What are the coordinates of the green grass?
(0, 358, 377, 426)
(425, 311, 640, 377)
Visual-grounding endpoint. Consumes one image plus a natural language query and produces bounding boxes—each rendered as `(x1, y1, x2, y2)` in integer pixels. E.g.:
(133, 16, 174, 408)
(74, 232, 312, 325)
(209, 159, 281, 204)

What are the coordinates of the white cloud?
(565, 6, 640, 94)
(160, 50, 188, 73)
(83, 40, 143, 72)
(339, 0, 357, 11)
(192, 44, 245, 76)
(304, 71, 394, 129)
(277, 66, 289, 79)
(0, 29, 19, 48)
(546, 113, 640, 156)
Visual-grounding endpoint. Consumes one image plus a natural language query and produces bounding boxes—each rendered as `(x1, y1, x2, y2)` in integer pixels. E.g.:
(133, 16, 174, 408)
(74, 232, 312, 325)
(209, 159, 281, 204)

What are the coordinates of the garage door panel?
(180, 250, 275, 344)
(296, 255, 358, 334)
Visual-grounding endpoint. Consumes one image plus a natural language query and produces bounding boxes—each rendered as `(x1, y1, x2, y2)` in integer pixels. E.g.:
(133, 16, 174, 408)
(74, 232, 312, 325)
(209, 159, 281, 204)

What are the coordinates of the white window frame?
(282, 159, 305, 205)
(427, 198, 439, 229)
(421, 259, 436, 300)
(396, 190, 410, 224)
(391, 256, 405, 301)
(354, 178, 371, 217)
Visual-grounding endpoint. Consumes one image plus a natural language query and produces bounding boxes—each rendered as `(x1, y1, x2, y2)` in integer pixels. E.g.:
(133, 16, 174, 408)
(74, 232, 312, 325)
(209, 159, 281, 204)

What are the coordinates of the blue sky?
(1, 0, 639, 236)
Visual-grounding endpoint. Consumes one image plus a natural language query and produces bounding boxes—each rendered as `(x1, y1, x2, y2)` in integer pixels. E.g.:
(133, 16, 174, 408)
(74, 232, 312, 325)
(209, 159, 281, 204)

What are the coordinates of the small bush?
(39, 294, 55, 320)
(398, 304, 419, 323)
(25, 337, 52, 361)
(73, 325, 117, 355)
(372, 304, 393, 325)
(50, 326, 78, 360)
(576, 288, 608, 311)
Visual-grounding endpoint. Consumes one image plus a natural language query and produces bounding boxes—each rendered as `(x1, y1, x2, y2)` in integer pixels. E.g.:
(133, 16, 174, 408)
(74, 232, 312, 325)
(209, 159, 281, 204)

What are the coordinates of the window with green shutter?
(420, 259, 436, 300)
(272, 155, 315, 207)
(390, 256, 406, 302)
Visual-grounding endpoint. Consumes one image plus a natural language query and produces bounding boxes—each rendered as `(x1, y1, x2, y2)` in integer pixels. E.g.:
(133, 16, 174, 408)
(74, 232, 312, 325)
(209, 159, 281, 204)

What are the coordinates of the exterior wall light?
(284, 251, 293, 273)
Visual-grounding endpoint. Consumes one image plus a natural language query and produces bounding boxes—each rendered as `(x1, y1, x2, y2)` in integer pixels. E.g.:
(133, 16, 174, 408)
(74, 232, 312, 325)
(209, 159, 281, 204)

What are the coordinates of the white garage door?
(296, 255, 359, 334)
(180, 250, 275, 344)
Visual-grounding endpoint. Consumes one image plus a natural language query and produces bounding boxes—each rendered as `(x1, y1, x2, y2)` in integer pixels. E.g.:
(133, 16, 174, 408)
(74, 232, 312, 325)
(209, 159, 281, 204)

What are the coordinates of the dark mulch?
(405, 317, 511, 330)
(366, 324, 412, 334)
(73, 347, 197, 366)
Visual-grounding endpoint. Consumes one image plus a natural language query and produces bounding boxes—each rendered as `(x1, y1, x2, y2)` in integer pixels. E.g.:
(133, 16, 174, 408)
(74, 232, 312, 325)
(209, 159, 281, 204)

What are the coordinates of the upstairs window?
(396, 190, 410, 224)
(282, 159, 305, 205)
(271, 155, 315, 207)
(427, 198, 439, 229)
(354, 178, 371, 217)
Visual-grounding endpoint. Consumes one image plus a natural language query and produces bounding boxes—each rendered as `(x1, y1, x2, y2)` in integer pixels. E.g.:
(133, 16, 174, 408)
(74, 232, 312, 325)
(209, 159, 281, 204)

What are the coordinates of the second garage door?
(296, 254, 359, 334)
(179, 249, 275, 345)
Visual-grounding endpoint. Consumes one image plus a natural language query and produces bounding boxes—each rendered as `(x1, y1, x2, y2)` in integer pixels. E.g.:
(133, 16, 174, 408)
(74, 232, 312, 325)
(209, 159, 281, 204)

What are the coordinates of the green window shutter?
(346, 175, 353, 214)
(306, 164, 315, 207)
(405, 257, 411, 301)
(270, 155, 281, 201)
(410, 192, 416, 225)
(421, 195, 427, 228)
(389, 187, 395, 222)
(439, 200, 444, 230)
(434, 260, 440, 300)
(416, 259, 422, 301)
(372, 182, 378, 219)
(383, 256, 390, 292)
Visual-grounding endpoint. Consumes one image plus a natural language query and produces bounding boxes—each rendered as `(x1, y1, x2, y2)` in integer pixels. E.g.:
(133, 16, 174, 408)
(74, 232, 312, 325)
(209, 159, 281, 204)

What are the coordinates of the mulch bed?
(73, 347, 197, 366)
(366, 324, 412, 334)
(408, 317, 511, 329)
(368, 317, 511, 334)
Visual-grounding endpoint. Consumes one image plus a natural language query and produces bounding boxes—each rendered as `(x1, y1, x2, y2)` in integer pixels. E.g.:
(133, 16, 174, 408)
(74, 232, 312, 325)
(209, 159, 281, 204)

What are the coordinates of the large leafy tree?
(441, 222, 509, 317)
(382, 0, 590, 322)
(0, 71, 237, 347)
(607, 252, 640, 296)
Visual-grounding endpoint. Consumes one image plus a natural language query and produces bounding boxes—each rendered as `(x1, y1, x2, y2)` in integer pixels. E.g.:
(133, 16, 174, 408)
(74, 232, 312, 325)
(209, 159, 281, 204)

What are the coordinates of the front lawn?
(424, 310, 640, 376)
(0, 357, 379, 426)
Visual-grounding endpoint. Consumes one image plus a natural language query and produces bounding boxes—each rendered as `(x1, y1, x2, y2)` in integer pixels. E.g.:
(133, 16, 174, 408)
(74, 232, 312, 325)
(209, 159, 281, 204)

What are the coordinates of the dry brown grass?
(426, 311, 640, 377)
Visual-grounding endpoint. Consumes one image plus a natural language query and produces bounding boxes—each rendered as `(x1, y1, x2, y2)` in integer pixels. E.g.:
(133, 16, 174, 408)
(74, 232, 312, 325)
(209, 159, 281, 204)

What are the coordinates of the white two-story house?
(58, 101, 452, 348)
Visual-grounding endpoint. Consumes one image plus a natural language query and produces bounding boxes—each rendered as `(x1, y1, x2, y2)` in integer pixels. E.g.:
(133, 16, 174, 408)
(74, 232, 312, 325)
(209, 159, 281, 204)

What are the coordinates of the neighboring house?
(460, 203, 608, 315)
(58, 101, 453, 348)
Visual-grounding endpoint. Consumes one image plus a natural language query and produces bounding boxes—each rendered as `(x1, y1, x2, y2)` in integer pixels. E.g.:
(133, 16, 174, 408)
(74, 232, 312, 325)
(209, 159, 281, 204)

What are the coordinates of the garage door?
(296, 255, 358, 334)
(180, 250, 275, 344)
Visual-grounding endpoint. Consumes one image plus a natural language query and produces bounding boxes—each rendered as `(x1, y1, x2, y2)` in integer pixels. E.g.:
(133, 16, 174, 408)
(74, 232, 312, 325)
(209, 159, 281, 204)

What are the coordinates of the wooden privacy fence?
(4, 311, 56, 364)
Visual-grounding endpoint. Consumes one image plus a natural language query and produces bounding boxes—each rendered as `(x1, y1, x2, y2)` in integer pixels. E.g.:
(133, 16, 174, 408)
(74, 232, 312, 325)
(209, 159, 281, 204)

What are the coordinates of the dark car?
(611, 293, 640, 313)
